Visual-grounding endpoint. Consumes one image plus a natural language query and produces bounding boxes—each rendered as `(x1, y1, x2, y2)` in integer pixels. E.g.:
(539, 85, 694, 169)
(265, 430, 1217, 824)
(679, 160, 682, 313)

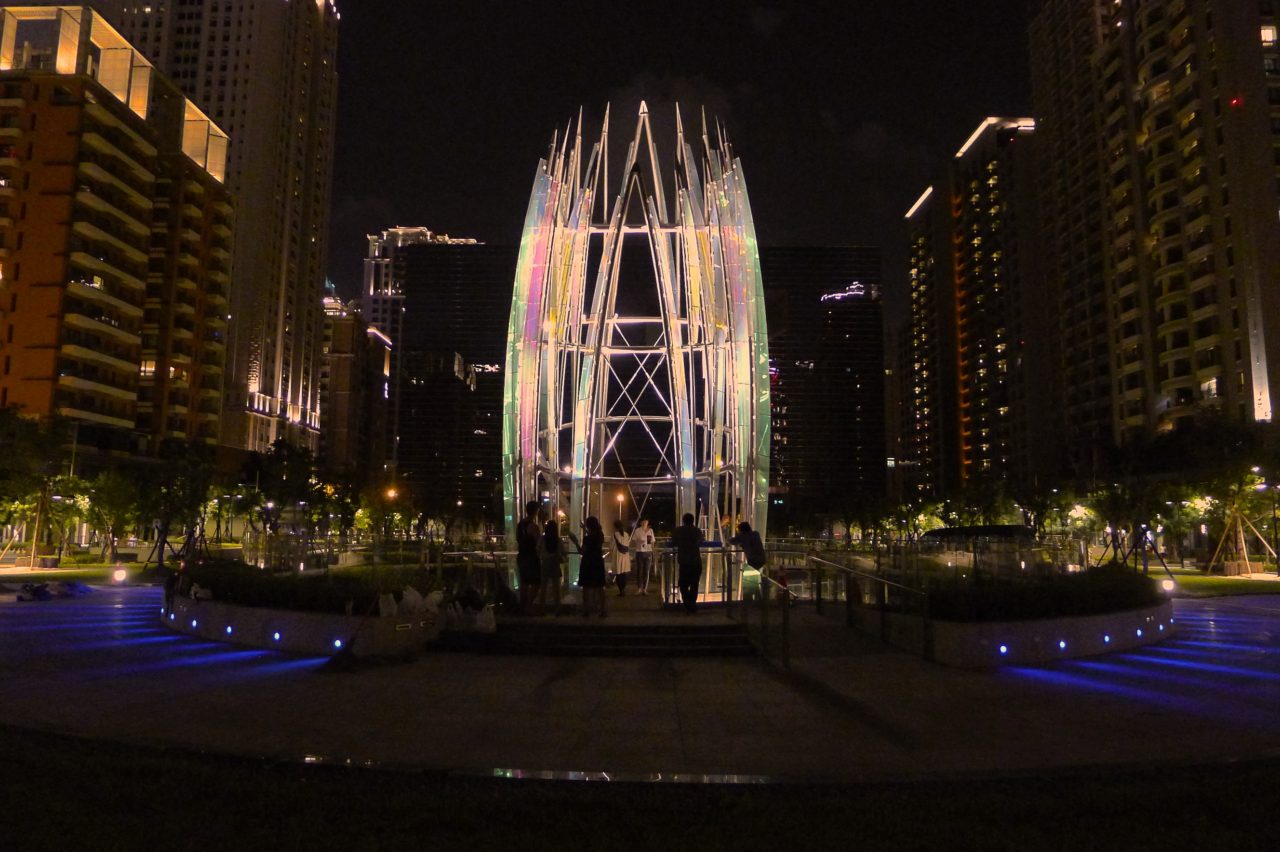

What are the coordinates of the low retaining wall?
(849, 601, 1175, 667)
(162, 597, 439, 658)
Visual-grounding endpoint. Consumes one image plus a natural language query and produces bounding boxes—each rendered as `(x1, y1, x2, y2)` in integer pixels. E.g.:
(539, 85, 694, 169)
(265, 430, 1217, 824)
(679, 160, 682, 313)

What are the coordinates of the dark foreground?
(3, 725, 1275, 851)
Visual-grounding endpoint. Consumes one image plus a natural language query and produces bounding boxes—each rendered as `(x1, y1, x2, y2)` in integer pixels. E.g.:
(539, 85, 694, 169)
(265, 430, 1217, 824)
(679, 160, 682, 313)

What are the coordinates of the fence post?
(922, 591, 934, 662)
(781, 587, 790, 668)
(845, 573, 854, 627)
(760, 580, 769, 657)
(815, 564, 823, 615)
(878, 579, 888, 644)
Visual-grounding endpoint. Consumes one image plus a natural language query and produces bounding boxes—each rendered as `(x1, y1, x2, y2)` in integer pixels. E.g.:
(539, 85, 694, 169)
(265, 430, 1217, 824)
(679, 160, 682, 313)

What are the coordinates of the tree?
(87, 469, 140, 562)
(136, 440, 215, 570)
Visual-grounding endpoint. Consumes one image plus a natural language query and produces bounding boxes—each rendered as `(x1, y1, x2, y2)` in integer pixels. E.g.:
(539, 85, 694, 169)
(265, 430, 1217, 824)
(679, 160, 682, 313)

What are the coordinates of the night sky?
(327, 1, 1031, 305)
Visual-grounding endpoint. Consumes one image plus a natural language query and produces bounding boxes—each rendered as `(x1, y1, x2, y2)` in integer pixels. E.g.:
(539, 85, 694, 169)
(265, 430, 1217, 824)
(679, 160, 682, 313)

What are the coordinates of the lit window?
(1263, 26, 1278, 46)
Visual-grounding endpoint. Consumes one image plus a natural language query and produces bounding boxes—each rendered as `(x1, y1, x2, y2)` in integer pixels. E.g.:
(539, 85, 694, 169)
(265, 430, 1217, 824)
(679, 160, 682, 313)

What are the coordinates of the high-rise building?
(1031, 0, 1280, 445)
(98, 0, 339, 453)
(761, 246, 886, 526)
(361, 227, 478, 470)
(904, 117, 1056, 494)
(1029, 0, 1113, 480)
(0, 5, 231, 457)
(319, 290, 388, 487)
(363, 231, 515, 523)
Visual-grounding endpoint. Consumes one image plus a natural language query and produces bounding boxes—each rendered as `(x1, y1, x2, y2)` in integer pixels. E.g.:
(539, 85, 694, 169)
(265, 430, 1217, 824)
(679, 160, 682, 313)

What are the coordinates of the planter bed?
(851, 601, 1175, 667)
(162, 597, 439, 658)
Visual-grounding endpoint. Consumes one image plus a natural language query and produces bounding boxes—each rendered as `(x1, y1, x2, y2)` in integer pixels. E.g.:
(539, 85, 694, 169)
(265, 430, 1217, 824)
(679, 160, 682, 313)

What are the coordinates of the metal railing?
(805, 554, 933, 660)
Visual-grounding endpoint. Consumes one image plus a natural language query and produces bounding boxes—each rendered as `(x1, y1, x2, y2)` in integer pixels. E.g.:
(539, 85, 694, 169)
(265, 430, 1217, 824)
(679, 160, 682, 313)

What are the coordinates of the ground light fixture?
(1137, 629, 1143, 637)
(225, 626, 232, 635)
(333, 639, 343, 649)
(112, 568, 127, 583)
(999, 645, 1008, 655)
(273, 632, 281, 641)
(1104, 634, 1111, 643)
(1059, 640, 1067, 650)
(191, 620, 198, 628)
(1161, 579, 1176, 592)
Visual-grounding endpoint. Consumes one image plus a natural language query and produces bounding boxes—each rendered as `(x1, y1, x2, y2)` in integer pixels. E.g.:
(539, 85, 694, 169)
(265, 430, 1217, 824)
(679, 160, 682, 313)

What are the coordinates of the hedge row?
(923, 567, 1162, 622)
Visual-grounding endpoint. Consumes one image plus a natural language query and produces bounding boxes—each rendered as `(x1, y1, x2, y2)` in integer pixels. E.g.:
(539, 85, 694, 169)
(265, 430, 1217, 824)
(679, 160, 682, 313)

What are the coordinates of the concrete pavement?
(0, 586, 1277, 781)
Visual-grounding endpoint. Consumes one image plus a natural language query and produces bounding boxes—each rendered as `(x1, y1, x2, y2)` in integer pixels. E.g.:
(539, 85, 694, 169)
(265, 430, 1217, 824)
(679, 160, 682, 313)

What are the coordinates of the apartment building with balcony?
(903, 118, 1057, 493)
(0, 6, 230, 456)
(1032, 0, 1280, 442)
(98, 0, 339, 454)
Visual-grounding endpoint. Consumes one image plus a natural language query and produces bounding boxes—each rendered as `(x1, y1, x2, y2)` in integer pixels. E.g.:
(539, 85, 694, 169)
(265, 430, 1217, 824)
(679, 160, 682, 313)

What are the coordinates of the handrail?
(806, 554, 926, 596)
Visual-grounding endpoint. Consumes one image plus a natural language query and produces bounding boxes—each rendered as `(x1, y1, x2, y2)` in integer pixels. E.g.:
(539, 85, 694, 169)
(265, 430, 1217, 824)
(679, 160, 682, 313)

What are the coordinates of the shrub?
(181, 558, 442, 614)
(924, 566, 1162, 622)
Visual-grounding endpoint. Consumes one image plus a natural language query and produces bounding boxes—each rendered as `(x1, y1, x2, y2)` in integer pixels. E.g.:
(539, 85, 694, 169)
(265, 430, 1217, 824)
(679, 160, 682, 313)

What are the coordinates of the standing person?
(672, 513, 703, 613)
(515, 501, 543, 614)
(632, 518, 656, 595)
(539, 517, 566, 615)
(578, 516, 607, 617)
(611, 519, 632, 596)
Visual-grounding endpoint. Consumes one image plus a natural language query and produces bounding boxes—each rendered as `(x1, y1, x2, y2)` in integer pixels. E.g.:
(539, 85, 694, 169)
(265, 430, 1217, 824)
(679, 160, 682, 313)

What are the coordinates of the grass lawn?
(2, 725, 1276, 850)
(0, 566, 164, 585)
(1170, 573, 1280, 597)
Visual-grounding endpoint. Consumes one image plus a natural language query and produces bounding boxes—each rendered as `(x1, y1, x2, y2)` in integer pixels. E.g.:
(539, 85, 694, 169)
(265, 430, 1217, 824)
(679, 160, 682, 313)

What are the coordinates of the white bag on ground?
(400, 585, 424, 614)
(378, 592, 397, 617)
(474, 605, 496, 633)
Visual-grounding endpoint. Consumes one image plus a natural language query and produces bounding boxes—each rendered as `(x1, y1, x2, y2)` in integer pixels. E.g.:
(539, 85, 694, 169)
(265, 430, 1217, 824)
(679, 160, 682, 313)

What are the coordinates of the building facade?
(904, 118, 1056, 495)
(363, 230, 514, 524)
(319, 291, 388, 488)
(98, 0, 338, 453)
(0, 5, 230, 457)
(761, 246, 886, 527)
(1031, 0, 1280, 446)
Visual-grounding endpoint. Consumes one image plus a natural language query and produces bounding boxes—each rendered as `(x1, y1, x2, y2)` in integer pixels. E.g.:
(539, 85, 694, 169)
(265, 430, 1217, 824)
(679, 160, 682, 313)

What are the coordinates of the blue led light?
(1104, 634, 1111, 643)
(273, 632, 281, 641)
(160, 606, 166, 614)
(1058, 640, 1067, 650)
(168, 612, 175, 621)
(191, 620, 198, 628)
(999, 644, 1008, 655)
(225, 626, 233, 635)
(333, 639, 343, 649)
(1158, 624, 1164, 632)
(1136, 629, 1143, 637)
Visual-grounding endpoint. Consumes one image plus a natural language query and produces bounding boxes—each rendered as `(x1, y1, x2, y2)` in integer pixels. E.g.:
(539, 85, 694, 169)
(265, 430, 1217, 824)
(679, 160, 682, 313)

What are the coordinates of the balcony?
(75, 189, 149, 237)
(62, 312, 141, 345)
(55, 406, 133, 430)
(57, 373, 136, 402)
(80, 131, 155, 182)
(69, 250, 147, 292)
(66, 280, 143, 318)
(77, 160, 152, 209)
(71, 220, 148, 266)
(59, 343, 137, 374)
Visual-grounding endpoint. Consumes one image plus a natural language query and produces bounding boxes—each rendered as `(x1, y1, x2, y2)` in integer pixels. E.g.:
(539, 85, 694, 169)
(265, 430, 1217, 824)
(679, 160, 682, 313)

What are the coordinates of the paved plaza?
(0, 586, 1277, 782)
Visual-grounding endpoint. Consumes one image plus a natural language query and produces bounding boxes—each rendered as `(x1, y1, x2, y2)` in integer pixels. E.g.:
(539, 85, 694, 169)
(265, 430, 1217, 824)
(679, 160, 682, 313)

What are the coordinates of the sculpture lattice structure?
(503, 103, 770, 546)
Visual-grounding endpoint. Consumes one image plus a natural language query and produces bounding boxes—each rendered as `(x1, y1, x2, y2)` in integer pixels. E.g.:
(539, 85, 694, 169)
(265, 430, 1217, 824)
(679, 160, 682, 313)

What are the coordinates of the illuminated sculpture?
(503, 104, 770, 547)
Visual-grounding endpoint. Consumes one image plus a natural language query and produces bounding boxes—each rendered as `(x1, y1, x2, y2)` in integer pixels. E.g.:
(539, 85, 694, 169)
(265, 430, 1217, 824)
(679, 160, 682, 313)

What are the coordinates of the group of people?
(513, 501, 660, 618)
(514, 501, 767, 617)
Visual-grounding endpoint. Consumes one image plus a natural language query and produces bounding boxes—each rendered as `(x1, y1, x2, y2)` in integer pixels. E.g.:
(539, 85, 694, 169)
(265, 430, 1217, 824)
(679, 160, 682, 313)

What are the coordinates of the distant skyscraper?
(761, 246, 886, 526)
(0, 6, 231, 458)
(904, 117, 1056, 494)
(1031, 0, 1280, 444)
(364, 232, 515, 522)
(98, 0, 339, 453)
(319, 291, 388, 487)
